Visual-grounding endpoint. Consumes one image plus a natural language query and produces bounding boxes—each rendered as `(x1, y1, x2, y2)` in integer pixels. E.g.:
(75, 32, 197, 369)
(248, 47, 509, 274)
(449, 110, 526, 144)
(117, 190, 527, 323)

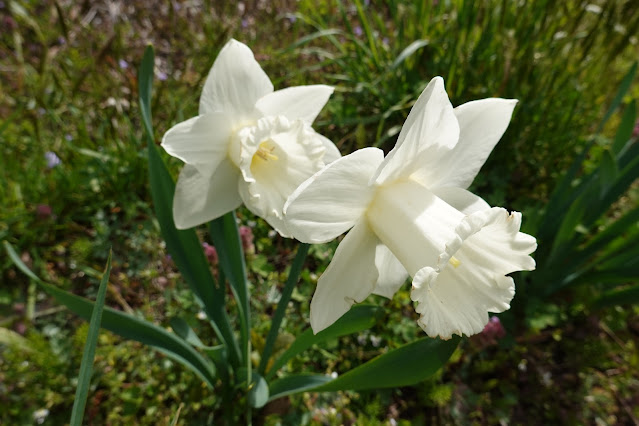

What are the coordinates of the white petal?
(161, 113, 232, 175)
(199, 39, 274, 120)
(234, 117, 327, 237)
(255, 85, 334, 124)
(317, 134, 341, 164)
(367, 179, 465, 276)
(372, 77, 459, 185)
(410, 208, 537, 339)
(172, 160, 242, 229)
(371, 244, 409, 299)
(432, 186, 491, 215)
(428, 98, 517, 189)
(284, 147, 384, 244)
(310, 219, 380, 333)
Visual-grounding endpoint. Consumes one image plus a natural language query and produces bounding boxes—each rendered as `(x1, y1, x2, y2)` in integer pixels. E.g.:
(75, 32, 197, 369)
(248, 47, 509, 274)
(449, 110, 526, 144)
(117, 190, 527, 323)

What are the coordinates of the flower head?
(162, 39, 339, 235)
(44, 151, 61, 169)
(284, 77, 536, 339)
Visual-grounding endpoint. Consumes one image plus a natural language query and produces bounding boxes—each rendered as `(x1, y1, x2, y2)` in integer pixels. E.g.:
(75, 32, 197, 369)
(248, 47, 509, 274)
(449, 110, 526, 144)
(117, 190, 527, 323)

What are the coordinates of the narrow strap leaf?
(138, 44, 240, 367)
(209, 213, 250, 370)
(4, 242, 217, 388)
(268, 374, 333, 402)
(266, 305, 384, 380)
(70, 251, 112, 426)
(314, 336, 459, 392)
(259, 243, 309, 375)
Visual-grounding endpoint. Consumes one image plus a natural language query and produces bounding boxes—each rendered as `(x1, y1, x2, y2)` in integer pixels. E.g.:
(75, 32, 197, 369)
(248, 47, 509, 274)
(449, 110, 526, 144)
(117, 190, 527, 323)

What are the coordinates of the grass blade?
(612, 100, 637, 154)
(391, 39, 430, 70)
(139, 45, 155, 140)
(4, 242, 217, 388)
(597, 61, 637, 134)
(69, 251, 112, 426)
(594, 285, 639, 309)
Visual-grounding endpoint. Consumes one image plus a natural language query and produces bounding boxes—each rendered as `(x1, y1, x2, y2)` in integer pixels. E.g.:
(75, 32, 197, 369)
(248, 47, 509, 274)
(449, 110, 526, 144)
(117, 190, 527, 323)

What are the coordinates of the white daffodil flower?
(284, 77, 537, 339)
(161, 39, 340, 236)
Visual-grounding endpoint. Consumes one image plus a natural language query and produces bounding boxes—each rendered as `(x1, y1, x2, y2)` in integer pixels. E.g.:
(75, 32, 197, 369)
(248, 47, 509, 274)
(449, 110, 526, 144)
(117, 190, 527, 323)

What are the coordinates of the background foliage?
(1, 0, 638, 424)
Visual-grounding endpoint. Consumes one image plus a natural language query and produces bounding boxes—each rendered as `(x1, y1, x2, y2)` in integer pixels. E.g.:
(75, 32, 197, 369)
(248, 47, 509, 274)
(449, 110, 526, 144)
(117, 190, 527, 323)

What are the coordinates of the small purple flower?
(241, 18, 249, 28)
(287, 14, 297, 24)
(65, 134, 73, 141)
(632, 118, 639, 137)
(44, 151, 61, 169)
(155, 70, 168, 81)
(353, 26, 363, 37)
(118, 59, 129, 69)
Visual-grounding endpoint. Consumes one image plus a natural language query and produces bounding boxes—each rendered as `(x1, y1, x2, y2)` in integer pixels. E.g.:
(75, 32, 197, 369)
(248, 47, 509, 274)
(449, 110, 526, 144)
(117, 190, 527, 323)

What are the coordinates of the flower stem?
(258, 243, 310, 375)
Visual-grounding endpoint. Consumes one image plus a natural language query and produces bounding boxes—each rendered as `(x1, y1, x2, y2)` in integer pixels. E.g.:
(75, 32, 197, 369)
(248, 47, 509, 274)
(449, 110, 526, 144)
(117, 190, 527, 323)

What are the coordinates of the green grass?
(1, 0, 639, 424)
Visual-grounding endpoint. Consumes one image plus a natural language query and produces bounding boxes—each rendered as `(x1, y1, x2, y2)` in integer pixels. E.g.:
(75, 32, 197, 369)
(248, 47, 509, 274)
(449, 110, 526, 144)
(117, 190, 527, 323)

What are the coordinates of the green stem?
(209, 212, 250, 369)
(258, 243, 309, 375)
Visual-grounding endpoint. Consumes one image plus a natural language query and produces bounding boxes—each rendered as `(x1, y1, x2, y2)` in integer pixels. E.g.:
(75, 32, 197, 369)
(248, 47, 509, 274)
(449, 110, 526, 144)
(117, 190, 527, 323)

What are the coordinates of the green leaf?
(597, 62, 637, 134)
(248, 372, 269, 408)
(599, 149, 618, 197)
(169, 317, 228, 370)
(315, 336, 459, 392)
(392, 39, 430, 70)
(139, 45, 239, 366)
(565, 204, 639, 272)
(147, 134, 240, 366)
(266, 305, 383, 380)
(0, 327, 31, 352)
(594, 285, 639, 308)
(170, 317, 206, 348)
(286, 29, 344, 52)
(259, 243, 309, 375)
(612, 100, 637, 154)
(138, 45, 155, 140)
(4, 242, 217, 388)
(208, 213, 249, 367)
(585, 150, 639, 227)
(268, 374, 332, 402)
(70, 252, 112, 426)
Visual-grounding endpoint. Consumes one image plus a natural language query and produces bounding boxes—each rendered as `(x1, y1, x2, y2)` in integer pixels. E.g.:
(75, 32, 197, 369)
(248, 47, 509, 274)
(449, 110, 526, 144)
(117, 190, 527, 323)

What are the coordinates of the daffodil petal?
(410, 208, 537, 339)
(432, 186, 491, 215)
(173, 161, 242, 229)
(372, 77, 459, 185)
(372, 244, 409, 299)
(284, 147, 384, 244)
(310, 219, 380, 333)
(429, 98, 518, 189)
(255, 85, 334, 124)
(199, 39, 274, 119)
(161, 113, 231, 175)
(317, 134, 341, 164)
(234, 117, 327, 238)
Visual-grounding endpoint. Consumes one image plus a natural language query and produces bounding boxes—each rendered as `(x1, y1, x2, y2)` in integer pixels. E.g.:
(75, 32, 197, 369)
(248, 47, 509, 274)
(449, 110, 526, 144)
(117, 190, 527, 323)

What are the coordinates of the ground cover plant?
(1, 0, 639, 424)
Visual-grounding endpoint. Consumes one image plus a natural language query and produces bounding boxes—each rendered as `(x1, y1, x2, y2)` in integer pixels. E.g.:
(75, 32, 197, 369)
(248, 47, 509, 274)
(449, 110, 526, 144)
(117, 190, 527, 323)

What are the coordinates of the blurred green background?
(1, 0, 638, 424)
